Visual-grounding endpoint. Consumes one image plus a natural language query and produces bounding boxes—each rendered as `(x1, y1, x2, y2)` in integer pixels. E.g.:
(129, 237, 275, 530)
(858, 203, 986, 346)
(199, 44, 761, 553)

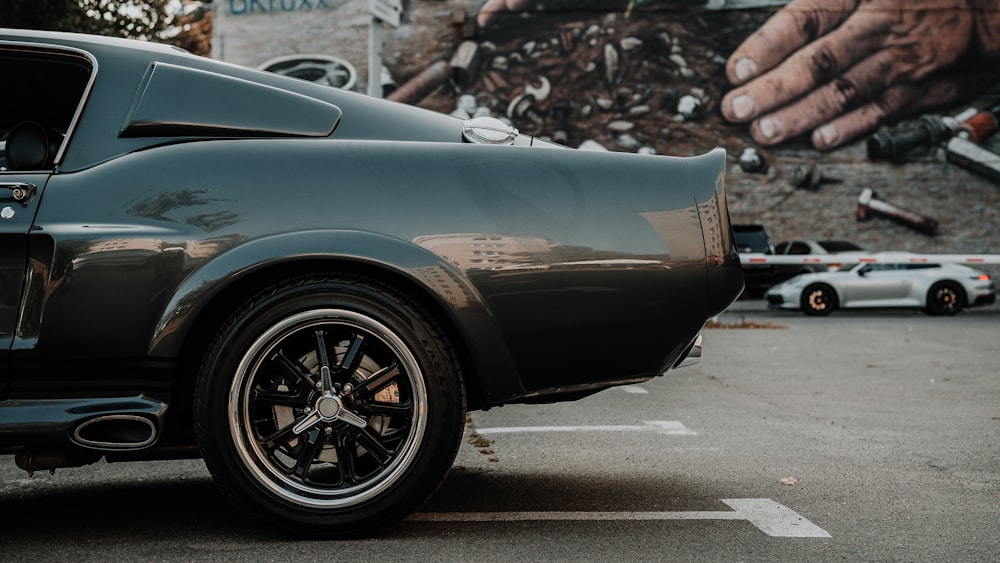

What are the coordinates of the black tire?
(800, 284, 838, 316)
(926, 281, 965, 316)
(195, 274, 465, 537)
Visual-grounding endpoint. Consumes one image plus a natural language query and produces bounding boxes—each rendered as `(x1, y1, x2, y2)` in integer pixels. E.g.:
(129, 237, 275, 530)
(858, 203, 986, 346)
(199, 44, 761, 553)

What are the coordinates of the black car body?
(0, 29, 743, 536)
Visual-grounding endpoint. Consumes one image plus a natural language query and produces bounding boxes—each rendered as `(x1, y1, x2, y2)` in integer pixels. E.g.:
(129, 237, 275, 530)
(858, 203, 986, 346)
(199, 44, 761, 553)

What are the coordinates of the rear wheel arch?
(167, 258, 496, 447)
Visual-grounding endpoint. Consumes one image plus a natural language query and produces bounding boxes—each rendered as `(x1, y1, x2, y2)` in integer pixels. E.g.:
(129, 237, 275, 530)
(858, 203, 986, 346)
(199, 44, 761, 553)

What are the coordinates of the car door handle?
(1, 182, 36, 203)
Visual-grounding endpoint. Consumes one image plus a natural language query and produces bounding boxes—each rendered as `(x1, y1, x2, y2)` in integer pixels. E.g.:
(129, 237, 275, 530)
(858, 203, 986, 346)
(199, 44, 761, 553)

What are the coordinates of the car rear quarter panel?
(15, 137, 728, 403)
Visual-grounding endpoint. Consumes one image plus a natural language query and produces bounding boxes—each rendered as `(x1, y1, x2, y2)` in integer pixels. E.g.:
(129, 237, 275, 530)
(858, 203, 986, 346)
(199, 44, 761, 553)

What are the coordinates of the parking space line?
(411, 510, 742, 522)
(722, 498, 832, 538)
(618, 385, 649, 394)
(409, 498, 830, 538)
(474, 420, 696, 435)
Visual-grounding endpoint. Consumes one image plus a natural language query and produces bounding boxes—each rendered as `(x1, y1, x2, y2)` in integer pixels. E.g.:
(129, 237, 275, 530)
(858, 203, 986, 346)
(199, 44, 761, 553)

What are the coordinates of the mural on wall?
(212, 0, 1000, 255)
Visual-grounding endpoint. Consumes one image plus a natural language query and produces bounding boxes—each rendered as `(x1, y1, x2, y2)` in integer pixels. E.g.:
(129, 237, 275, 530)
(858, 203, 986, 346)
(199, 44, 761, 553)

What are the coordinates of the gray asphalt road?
(1, 303, 997, 561)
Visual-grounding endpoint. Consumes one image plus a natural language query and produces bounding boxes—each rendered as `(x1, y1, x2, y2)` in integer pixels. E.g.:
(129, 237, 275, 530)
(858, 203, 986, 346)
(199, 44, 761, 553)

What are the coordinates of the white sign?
(368, 0, 401, 28)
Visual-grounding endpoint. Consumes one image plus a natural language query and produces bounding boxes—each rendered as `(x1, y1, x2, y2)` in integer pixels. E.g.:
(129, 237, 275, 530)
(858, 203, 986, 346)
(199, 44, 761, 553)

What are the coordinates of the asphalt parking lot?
(1, 301, 997, 561)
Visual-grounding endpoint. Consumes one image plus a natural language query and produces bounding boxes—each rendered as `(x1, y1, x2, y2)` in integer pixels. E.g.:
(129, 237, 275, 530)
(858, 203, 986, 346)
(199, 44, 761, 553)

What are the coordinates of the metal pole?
(367, 16, 383, 98)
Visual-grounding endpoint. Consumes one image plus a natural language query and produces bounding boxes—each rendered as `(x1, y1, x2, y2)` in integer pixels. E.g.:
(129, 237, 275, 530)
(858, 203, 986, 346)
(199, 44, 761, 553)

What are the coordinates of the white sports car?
(765, 261, 996, 316)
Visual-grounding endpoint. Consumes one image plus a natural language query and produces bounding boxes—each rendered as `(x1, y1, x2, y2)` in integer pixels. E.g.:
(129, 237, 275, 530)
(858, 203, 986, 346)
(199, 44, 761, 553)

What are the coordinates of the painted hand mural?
(475, 0, 1000, 150)
(721, 0, 1000, 150)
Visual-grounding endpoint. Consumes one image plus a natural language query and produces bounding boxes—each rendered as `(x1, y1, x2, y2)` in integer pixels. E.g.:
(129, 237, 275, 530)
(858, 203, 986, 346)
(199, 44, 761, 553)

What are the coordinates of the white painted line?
(722, 498, 831, 538)
(474, 420, 696, 436)
(410, 511, 743, 522)
(644, 420, 696, 434)
(618, 385, 649, 394)
(409, 498, 830, 538)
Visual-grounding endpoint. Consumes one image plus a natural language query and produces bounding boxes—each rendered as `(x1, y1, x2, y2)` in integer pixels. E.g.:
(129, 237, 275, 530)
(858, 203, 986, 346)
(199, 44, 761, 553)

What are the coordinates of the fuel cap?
(462, 116, 518, 145)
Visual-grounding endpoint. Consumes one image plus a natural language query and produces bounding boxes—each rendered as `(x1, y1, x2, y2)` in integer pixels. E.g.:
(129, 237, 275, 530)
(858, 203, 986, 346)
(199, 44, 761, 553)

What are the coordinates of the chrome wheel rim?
(228, 308, 427, 508)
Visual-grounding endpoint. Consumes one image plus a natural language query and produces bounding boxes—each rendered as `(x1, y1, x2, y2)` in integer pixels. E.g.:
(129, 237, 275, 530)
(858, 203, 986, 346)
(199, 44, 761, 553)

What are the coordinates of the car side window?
(788, 242, 811, 255)
(860, 264, 897, 275)
(0, 46, 93, 172)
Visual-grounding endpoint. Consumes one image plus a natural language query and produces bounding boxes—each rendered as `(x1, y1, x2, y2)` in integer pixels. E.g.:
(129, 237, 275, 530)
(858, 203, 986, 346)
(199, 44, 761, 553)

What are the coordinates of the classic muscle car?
(0, 29, 743, 536)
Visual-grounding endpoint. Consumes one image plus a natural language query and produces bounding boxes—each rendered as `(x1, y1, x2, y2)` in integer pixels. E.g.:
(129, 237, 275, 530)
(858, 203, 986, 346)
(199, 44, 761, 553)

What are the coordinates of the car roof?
(0, 27, 185, 56)
(0, 28, 463, 171)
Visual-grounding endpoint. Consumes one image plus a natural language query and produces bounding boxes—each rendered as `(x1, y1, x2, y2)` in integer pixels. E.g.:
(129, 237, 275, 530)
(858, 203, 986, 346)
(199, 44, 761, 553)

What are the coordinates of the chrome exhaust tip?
(72, 414, 157, 450)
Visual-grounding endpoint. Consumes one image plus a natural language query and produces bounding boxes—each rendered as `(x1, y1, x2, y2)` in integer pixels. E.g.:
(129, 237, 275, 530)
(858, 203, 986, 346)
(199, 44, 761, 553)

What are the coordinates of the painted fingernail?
(757, 117, 781, 140)
(815, 124, 839, 148)
(733, 58, 757, 82)
(731, 95, 756, 120)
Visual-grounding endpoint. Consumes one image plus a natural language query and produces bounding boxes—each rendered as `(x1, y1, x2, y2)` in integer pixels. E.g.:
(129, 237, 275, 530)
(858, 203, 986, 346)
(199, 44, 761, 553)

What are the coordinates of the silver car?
(766, 261, 996, 316)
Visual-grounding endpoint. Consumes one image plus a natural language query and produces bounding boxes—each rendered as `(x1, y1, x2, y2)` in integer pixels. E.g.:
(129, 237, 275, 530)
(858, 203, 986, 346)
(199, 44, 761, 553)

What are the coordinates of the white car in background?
(765, 260, 996, 316)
